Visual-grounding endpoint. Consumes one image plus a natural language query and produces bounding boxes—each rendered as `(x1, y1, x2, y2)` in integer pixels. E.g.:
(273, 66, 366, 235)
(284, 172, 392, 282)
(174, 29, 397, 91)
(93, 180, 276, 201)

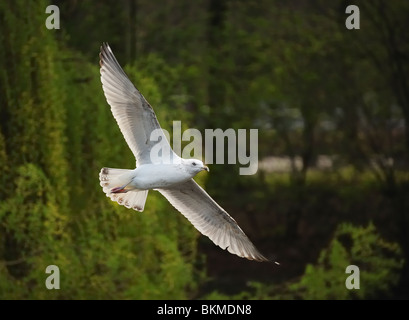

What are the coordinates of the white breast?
(130, 164, 192, 189)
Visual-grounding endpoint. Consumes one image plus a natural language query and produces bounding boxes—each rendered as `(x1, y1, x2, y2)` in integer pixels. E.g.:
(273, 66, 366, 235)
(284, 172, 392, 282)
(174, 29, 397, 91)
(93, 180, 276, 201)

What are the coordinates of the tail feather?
(99, 167, 148, 212)
(99, 167, 133, 193)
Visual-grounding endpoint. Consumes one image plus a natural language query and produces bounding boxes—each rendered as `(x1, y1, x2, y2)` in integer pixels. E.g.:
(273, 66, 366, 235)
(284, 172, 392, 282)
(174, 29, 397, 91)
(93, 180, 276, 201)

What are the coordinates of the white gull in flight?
(98, 43, 273, 262)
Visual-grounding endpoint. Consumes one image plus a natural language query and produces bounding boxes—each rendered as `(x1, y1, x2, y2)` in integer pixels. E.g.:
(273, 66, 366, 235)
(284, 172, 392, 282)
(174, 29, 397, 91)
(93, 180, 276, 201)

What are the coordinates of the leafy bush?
(290, 222, 404, 299)
(202, 222, 404, 300)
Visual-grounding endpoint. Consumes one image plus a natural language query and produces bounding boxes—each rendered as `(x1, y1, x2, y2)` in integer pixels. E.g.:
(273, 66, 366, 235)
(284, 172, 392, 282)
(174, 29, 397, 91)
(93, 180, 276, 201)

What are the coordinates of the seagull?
(98, 43, 273, 262)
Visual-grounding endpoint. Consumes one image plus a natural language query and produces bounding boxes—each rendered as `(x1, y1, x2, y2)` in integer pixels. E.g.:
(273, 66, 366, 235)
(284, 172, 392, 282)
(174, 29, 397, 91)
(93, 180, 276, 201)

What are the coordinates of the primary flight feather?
(99, 43, 271, 262)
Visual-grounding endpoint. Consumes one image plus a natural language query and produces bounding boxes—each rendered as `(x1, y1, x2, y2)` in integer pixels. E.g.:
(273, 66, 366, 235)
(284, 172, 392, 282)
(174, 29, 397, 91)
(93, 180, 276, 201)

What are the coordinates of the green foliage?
(0, 0, 202, 299)
(203, 222, 403, 300)
(202, 281, 276, 301)
(290, 223, 404, 299)
(1, 0, 408, 299)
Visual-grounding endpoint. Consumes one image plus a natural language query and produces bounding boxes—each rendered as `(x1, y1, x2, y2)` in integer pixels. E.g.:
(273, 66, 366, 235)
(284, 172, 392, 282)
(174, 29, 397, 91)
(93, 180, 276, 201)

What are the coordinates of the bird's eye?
(192, 162, 196, 166)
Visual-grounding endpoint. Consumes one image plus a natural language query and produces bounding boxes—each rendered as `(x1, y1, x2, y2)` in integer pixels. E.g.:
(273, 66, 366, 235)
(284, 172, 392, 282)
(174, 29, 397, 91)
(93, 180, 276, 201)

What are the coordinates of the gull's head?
(184, 159, 209, 175)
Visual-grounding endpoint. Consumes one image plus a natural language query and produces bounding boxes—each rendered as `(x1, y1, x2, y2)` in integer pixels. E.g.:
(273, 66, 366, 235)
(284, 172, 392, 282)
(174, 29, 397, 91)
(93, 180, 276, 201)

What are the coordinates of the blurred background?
(0, 0, 408, 299)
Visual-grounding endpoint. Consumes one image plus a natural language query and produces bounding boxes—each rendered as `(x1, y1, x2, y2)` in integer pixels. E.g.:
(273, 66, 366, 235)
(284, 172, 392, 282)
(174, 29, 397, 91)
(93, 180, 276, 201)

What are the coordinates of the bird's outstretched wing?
(99, 43, 177, 164)
(158, 179, 269, 262)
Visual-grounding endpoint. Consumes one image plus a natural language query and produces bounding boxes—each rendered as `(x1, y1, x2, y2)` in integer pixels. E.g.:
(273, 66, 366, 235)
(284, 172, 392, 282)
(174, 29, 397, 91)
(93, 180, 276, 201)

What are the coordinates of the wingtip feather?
(99, 42, 112, 68)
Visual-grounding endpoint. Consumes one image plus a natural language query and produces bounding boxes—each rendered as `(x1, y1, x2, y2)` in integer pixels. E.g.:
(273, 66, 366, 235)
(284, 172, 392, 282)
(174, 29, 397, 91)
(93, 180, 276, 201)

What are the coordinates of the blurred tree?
(0, 0, 68, 281)
(0, 0, 202, 299)
(205, 222, 404, 300)
(290, 222, 404, 299)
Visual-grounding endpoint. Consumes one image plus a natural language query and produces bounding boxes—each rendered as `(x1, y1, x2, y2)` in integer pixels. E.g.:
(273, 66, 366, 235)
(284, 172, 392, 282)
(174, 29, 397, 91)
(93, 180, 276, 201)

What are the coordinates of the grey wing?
(99, 43, 176, 164)
(158, 179, 269, 262)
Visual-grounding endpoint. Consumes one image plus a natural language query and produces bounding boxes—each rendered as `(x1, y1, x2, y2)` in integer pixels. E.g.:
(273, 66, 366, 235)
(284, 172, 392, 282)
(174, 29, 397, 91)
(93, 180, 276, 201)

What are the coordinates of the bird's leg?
(111, 183, 130, 194)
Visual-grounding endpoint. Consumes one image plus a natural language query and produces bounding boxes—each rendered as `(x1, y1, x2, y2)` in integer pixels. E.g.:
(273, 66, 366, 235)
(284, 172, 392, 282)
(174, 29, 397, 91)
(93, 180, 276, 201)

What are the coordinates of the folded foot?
(111, 186, 128, 193)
